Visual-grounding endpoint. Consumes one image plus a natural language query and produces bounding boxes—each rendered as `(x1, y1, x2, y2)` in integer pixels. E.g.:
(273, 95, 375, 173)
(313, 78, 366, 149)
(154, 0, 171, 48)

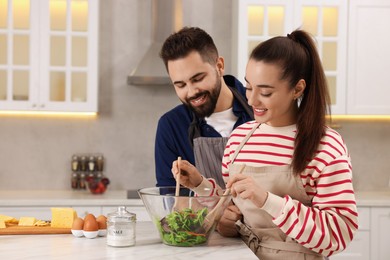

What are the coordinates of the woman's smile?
(253, 107, 268, 116)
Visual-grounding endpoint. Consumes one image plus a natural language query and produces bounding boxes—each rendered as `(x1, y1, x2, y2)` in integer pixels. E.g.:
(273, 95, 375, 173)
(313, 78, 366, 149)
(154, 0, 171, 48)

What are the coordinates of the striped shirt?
(196, 120, 357, 257)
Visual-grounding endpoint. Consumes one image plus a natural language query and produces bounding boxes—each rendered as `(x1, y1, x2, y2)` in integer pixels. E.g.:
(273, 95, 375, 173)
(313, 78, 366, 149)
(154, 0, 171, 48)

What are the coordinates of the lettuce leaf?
(156, 208, 209, 246)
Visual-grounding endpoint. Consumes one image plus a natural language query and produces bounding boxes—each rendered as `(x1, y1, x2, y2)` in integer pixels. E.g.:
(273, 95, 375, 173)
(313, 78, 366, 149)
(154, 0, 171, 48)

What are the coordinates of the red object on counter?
(88, 178, 110, 194)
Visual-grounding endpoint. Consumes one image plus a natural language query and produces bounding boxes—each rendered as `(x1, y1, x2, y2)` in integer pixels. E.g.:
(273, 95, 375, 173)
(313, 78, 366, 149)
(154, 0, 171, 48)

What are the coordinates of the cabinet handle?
(40, 104, 45, 108)
(32, 104, 37, 108)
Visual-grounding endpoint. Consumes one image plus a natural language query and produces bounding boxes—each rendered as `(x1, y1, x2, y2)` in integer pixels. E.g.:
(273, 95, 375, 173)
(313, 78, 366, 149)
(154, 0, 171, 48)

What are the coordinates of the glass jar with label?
(107, 206, 136, 247)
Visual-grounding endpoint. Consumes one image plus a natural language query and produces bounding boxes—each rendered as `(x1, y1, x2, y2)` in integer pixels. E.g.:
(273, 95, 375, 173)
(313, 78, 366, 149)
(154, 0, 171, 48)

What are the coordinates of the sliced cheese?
(0, 220, 6, 228)
(34, 220, 50, 226)
(51, 208, 77, 228)
(0, 214, 18, 224)
(18, 217, 37, 226)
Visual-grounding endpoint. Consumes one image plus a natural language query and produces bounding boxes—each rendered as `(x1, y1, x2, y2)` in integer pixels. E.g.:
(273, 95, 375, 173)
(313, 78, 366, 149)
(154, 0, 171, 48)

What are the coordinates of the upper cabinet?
(233, 0, 390, 115)
(0, 0, 98, 113)
(347, 0, 390, 115)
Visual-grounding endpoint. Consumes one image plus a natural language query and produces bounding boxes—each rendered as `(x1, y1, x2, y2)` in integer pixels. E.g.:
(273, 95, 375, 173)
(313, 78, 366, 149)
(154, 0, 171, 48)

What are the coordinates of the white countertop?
(0, 190, 143, 206)
(0, 190, 388, 259)
(0, 190, 389, 207)
(354, 190, 390, 206)
(0, 221, 257, 260)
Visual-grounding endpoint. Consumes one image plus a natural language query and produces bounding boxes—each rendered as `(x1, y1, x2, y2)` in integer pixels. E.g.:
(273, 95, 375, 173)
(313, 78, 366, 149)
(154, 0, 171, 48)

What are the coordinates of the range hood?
(127, 0, 183, 86)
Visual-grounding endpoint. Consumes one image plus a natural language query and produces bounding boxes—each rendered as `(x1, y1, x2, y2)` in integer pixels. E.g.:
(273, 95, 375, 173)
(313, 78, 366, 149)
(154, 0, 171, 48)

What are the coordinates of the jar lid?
(107, 206, 136, 222)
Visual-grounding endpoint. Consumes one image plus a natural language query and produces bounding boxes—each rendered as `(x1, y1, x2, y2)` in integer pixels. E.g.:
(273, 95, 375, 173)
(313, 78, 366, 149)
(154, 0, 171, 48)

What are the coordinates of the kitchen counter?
(0, 190, 140, 206)
(1, 190, 389, 259)
(0, 221, 257, 260)
(0, 190, 389, 207)
(354, 190, 390, 206)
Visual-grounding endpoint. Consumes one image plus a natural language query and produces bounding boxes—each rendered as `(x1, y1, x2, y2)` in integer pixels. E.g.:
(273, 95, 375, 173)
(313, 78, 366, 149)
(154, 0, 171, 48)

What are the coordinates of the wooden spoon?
(202, 164, 246, 233)
(173, 156, 182, 211)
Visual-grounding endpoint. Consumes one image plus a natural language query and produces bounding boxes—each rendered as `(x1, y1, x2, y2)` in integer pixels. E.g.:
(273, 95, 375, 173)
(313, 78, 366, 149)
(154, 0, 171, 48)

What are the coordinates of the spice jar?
(107, 206, 136, 247)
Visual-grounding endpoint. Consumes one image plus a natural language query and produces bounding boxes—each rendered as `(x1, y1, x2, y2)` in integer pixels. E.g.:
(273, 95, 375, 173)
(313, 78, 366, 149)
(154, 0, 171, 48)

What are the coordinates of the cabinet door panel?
(233, 0, 347, 114)
(371, 207, 390, 260)
(332, 206, 371, 259)
(0, 0, 98, 113)
(347, 0, 390, 114)
(331, 231, 370, 260)
(357, 206, 370, 230)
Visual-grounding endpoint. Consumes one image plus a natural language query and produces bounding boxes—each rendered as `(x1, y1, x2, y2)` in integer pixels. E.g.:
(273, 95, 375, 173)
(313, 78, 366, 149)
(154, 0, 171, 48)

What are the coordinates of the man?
(155, 27, 253, 188)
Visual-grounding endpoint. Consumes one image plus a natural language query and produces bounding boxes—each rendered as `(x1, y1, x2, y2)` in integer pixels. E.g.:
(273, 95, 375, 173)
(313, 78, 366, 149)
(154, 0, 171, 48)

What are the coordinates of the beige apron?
(229, 123, 324, 260)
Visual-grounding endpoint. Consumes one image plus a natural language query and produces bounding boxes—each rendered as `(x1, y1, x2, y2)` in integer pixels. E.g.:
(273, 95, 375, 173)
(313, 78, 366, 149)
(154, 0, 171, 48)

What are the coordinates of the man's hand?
(171, 159, 203, 188)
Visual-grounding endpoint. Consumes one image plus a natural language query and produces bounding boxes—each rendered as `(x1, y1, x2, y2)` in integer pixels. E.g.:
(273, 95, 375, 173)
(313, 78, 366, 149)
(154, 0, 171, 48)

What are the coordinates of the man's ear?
(216, 56, 225, 76)
(293, 79, 306, 99)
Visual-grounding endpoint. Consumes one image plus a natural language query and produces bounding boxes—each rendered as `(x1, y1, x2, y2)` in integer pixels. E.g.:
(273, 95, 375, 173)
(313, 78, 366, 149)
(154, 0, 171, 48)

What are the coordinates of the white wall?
(0, 0, 389, 192)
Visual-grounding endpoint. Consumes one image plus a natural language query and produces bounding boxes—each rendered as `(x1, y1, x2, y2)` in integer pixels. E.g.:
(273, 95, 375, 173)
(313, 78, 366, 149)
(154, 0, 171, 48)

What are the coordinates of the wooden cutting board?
(0, 224, 71, 235)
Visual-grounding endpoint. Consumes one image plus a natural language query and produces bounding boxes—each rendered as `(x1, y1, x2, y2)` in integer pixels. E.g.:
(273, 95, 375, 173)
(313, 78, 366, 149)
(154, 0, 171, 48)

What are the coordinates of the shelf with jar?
(71, 153, 110, 194)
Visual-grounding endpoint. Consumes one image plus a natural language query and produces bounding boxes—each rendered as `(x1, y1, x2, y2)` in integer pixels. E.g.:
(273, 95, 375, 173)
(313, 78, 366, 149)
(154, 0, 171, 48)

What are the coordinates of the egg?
(72, 217, 84, 230)
(83, 214, 99, 231)
(84, 213, 96, 223)
(96, 215, 107, 230)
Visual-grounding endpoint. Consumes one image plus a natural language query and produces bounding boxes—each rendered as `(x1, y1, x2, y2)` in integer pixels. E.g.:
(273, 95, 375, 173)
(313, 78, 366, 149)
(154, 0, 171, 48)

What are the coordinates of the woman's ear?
(293, 79, 306, 99)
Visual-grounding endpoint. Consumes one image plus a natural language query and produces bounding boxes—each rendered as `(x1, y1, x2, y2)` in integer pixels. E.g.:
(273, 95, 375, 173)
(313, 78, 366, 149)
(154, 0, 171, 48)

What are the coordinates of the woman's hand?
(171, 159, 203, 189)
(226, 174, 268, 208)
(217, 204, 242, 237)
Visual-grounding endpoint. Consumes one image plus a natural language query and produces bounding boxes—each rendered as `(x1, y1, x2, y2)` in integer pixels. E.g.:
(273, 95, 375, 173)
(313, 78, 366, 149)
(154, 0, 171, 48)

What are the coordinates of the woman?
(172, 30, 358, 259)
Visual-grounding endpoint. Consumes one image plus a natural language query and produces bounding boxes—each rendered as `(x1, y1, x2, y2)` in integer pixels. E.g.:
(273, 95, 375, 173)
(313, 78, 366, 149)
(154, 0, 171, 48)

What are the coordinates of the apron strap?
(231, 123, 261, 163)
(188, 112, 200, 148)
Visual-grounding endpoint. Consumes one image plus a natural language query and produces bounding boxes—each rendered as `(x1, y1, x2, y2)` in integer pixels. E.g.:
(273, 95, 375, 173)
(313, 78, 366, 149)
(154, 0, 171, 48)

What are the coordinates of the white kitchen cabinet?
(331, 207, 370, 260)
(0, 0, 98, 113)
(371, 207, 390, 260)
(102, 206, 151, 222)
(347, 0, 390, 115)
(0, 206, 100, 220)
(232, 0, 348, 114)
(72, 206, 102, 218)
(0, 205, 150, 221)
(0, 206, 54, 220)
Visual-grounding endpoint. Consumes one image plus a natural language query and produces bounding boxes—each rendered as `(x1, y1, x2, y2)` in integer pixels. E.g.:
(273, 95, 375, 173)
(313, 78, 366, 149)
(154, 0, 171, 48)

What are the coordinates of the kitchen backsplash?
(335, 120, 390, 191)
(0, 1, 388, 192)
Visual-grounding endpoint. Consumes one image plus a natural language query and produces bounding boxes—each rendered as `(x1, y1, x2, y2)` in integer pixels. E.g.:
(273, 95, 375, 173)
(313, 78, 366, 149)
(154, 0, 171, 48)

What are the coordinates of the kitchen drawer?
(357, 207, 370, 231)
(102, 206, 151, 222)
(331, 230, 370, 260)
(0, 206, 101, 220)
(0, 207, 53, 220)
(72, 206, 102, 218)
(331, 207, 370, 260)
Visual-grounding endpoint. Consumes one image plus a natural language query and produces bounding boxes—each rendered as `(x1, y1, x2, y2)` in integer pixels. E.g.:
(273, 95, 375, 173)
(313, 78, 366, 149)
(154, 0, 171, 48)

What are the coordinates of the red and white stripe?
(219, 121, 358, 257)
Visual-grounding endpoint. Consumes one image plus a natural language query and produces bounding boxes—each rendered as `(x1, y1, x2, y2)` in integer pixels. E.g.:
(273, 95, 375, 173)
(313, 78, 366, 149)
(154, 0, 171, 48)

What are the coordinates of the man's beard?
(185, 76, 221, 118)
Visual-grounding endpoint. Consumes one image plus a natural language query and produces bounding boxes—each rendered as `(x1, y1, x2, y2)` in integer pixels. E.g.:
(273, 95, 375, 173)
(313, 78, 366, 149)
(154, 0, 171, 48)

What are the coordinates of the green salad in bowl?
(157, 208, 208, 246)
(138, 187, 231, 247)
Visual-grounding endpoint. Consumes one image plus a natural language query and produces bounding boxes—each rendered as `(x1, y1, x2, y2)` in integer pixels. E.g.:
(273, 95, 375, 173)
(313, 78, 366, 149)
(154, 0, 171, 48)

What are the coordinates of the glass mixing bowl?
(138, 186, 231, 247)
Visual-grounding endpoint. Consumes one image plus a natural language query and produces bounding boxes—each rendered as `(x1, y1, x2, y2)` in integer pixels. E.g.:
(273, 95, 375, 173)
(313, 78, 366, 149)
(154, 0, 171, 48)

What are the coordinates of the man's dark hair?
(160, 27, 219, 72)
